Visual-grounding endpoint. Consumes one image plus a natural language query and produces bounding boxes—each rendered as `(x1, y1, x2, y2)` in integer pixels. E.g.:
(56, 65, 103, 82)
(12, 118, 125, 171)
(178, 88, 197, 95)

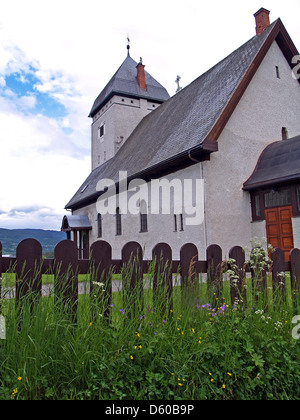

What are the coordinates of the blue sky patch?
(2, 65, 68, 119)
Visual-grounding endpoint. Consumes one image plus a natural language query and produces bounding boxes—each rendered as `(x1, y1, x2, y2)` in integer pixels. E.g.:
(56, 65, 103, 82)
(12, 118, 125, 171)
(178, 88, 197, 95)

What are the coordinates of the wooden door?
(265, 206, 294, 261)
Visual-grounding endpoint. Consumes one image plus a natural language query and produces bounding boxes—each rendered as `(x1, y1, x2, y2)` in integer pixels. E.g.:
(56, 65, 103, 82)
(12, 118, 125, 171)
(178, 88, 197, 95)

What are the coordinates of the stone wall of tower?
(91, 95, 160, 171)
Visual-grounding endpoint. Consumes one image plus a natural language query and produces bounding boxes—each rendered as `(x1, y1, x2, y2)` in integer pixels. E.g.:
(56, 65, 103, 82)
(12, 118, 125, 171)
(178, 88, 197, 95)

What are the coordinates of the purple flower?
(119, 309, 125, 315)
(163, 319, 166, 323)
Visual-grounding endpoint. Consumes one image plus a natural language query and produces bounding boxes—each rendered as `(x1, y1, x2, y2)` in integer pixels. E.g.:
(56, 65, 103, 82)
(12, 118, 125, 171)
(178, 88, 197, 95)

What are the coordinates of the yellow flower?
(209, 373, 212, 376)
(17, 376, 22, 381)
(227, 372, 232, 376)
(178, 383, 183, 386)
(192, 328, 195, 334)
(211, 378, 214, 382)
(222, 384, 226, 389)
(198, 340, 202, 344)
(130, 355, 134, 360)
(139, 345, 142, 349)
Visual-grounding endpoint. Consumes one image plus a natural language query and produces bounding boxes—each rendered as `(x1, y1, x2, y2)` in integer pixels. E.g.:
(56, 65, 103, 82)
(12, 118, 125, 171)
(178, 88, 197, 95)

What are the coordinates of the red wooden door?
(265, 206, 294, 261)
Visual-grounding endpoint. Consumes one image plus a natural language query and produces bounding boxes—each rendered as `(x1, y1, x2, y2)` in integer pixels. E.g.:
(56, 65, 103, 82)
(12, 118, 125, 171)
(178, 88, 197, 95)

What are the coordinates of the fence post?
(180, 243, 198, 288)
(54, 240, 78, 323)
(152, 243, 173, 314)
(16, 239, 43, 314)
(271, 248, 286, 299)
(206, 244, 223, 298)
(122, 242, 144, 314)
(228, 246, 246, 304)
(290, 248, 300, 298)
(90, 240, 112, 320)
(0, 241, 2, 312)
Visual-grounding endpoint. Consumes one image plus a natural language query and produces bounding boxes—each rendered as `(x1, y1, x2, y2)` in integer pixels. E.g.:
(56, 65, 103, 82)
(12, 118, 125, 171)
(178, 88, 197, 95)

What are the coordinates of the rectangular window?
(98, 123, 105, 139)
(174, 215, 177, 232)
(255, 195, 261, 217)
(97, 214, 102, 238)
(140, 213, 148, 232)
(174, 214, 184, 231)
(179, 214, 184, 231)
(116, 208, 122, 236)
(264, 189, 291, 208)
(276, 66, 280, 79)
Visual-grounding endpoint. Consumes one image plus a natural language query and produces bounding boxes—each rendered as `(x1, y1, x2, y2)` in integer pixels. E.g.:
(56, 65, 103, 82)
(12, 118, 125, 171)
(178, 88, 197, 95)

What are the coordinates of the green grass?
(1, 266, 300, 400)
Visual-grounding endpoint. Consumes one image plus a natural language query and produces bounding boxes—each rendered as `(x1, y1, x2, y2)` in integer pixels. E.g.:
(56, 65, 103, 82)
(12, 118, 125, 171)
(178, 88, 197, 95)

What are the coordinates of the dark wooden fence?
(1, 239, 300, 321)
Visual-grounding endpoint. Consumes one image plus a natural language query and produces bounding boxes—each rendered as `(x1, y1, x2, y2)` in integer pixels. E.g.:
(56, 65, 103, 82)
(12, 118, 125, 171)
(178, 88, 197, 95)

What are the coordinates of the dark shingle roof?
(89, 55, 170, 117)
(66, 19, 296, 210)
(243, 135, 300, 190)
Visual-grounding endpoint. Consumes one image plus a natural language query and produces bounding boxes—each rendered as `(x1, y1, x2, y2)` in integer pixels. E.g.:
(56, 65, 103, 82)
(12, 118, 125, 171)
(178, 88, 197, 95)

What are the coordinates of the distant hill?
(0, 228, 66, 257)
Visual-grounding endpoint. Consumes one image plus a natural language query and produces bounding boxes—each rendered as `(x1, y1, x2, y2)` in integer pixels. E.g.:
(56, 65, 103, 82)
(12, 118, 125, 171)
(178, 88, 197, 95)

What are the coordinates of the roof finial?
(127, 34, 130, 56)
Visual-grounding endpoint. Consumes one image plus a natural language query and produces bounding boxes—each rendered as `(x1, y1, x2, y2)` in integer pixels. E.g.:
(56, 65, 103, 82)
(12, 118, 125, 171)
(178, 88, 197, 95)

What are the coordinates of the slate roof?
(243, 135, 300, 190)
(66, 18, 299, 210)
(89, 55, 170, 117)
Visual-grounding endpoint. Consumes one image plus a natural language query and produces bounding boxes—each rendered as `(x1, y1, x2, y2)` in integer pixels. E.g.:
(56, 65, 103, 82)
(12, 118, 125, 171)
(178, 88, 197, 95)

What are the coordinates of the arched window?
(116, 207, 122, 236)
(140, 200, 148, 232)
(97, 213, 102, 238)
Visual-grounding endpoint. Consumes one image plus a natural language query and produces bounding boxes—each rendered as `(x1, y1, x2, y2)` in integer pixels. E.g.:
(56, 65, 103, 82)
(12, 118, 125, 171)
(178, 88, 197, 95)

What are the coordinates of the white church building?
(62, 8, 300, 261)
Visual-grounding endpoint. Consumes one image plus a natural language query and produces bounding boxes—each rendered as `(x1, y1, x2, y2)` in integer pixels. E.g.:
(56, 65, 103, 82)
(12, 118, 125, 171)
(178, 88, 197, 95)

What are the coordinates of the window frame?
(250, 185, 300, 221)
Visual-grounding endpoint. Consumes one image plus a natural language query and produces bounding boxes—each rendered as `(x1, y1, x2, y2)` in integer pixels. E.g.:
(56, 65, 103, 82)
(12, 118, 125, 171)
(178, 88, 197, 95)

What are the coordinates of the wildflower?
(17, 377, 22, 381)
(139, 345, 142, 349)
(227, 372, 232, 376)
(192, 328, 195, 334)
(211, 378, 214, 382)
(222, 384, 226, 389)
(163, 319, 166, 323)
(120, 309, 125, 315)
(209, 373, 212, 376)
(130, 355, 134, 360)
(178, 383, 183, 386)
(11, 389, 18, 400)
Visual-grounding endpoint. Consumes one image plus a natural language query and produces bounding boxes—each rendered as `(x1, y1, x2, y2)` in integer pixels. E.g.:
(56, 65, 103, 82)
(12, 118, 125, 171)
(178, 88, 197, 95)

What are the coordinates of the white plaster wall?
(74, 163, 207, 260)
(205, 41, 300, 257)
(91, 96, 159, 170)
(292, 217, 300, 249)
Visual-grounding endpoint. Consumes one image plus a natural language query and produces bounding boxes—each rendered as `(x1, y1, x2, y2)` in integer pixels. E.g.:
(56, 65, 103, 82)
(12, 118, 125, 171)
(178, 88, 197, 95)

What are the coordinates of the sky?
(0, 0, 299, 231)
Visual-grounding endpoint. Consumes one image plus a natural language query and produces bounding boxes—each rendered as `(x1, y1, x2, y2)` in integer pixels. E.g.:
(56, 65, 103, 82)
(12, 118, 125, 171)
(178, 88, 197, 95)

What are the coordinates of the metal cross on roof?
(175, 75, 182, 93)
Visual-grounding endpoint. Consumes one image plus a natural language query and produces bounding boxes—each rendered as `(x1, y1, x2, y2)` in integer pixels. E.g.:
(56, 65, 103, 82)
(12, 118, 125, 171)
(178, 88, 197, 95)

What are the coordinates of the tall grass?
(0, 260, 300, 400)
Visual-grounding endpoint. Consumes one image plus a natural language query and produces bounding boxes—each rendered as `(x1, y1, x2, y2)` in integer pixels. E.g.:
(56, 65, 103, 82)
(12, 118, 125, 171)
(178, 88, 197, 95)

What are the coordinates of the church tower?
(89, 46, 170, 170)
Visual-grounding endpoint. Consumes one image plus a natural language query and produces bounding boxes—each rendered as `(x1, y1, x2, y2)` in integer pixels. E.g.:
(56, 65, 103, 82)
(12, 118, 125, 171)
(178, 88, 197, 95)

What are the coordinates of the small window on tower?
(98, 123, 105, 139)
(275, 66, 280, 79)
